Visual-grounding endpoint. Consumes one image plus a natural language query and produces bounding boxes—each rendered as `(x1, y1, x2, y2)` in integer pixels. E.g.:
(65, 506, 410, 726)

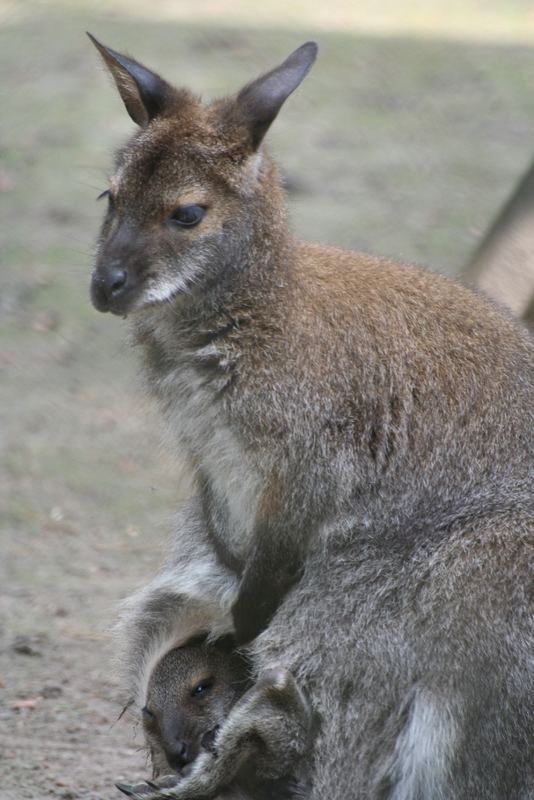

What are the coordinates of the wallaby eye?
(191, 678, 214, 698)
(169, 204, 206, 228)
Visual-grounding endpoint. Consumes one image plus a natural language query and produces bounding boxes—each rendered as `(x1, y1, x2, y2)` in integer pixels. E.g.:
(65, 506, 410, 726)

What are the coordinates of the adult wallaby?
(117, 639, 309, 800)
(89, 36, 534, 799)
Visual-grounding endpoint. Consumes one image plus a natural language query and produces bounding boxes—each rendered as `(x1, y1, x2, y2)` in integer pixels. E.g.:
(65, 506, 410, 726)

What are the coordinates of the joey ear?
(87, 33, 174, 127)
(236, 41, 318, 150)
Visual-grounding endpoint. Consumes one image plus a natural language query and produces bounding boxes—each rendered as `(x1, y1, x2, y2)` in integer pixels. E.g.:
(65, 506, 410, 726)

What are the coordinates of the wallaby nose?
(107, 265, 128, 296)
(91, 263, 132, 314)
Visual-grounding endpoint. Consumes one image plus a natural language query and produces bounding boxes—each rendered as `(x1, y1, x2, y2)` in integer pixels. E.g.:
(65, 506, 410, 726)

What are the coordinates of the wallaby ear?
(87, 33, 174, 128)
(236, 41, 318, 150)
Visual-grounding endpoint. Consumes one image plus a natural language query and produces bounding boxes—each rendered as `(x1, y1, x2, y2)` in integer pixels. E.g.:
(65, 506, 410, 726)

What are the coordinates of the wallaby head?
(143, 639, 250, 776)
(88, 34, 317, 317)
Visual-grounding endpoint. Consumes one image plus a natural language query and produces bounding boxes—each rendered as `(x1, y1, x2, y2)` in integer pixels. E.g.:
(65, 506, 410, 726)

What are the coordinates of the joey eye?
(169, 204, 206, 228)
(191, 679, 214, 698)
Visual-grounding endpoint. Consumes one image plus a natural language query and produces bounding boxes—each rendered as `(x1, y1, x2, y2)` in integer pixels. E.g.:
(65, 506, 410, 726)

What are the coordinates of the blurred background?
(2, 1, 534, 797)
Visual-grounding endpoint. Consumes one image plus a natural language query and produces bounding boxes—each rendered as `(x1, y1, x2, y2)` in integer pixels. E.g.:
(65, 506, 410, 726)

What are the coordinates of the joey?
(118, 640, 309, 800)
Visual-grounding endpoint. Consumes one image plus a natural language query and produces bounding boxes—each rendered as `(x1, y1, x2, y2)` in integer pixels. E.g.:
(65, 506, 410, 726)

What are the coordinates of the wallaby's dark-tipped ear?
(87, 33, 174, 127)
(236, 41, 318, 150)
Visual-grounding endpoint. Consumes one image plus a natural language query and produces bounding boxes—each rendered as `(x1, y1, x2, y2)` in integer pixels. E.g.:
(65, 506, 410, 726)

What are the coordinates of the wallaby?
(117, 639, 309, 800)
(463, 154, 534, 319)
(89, 36, 534, 799)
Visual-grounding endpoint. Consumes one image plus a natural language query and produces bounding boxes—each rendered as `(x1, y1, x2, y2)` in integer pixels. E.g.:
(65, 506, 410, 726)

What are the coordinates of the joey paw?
(200, 724, 220, 754)
(116, 774, 179, 799)
(116, 782, 147, 799)
(258, 666, 291, 690)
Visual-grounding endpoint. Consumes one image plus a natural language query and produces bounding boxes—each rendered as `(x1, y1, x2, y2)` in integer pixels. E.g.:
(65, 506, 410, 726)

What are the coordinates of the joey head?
(142, 641, 249, 779)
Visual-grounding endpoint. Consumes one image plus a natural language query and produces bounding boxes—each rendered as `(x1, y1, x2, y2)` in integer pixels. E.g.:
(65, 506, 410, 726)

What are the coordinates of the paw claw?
(116, 784, 135, 797)
(116, 781, 161, 799)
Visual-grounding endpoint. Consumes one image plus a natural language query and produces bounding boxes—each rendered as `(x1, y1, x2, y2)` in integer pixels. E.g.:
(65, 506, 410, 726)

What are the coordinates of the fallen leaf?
(32, 311, 60, 332)
(12, 697, 42, 711)
(0, 169, 15, 191)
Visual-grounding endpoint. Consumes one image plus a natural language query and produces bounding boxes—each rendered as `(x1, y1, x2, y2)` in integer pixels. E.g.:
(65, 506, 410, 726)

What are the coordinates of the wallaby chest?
(137, 313, 262, 563)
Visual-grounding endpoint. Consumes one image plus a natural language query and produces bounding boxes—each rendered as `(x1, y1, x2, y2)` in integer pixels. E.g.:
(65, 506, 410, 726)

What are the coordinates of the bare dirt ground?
(2, 1, 534, 798)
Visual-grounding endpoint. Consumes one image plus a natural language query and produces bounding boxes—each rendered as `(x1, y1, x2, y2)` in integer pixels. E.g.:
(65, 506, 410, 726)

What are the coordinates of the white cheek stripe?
(139, 247, 212, 307)
(144, 276, 188, 304)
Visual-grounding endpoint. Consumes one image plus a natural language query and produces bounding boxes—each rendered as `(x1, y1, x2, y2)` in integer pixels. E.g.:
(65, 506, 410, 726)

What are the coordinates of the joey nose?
(165, 740, 193, 771)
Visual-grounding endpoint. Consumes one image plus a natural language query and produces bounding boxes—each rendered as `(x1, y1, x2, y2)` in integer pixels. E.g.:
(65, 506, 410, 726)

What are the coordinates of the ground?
(2, 1, 534, 798)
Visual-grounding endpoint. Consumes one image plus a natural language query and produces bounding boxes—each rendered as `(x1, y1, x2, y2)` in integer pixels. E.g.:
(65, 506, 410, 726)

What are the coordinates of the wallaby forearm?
(231, 522, 305, 644)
